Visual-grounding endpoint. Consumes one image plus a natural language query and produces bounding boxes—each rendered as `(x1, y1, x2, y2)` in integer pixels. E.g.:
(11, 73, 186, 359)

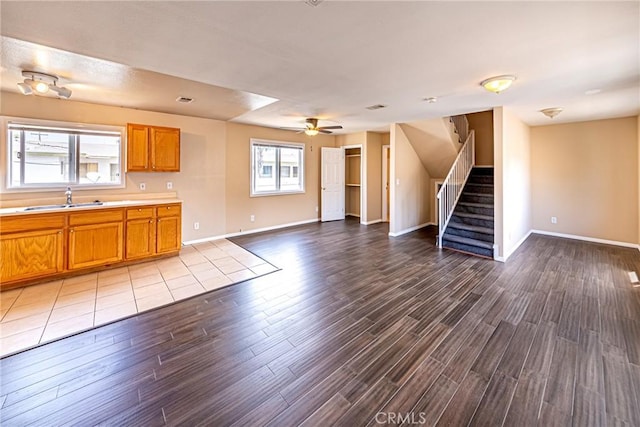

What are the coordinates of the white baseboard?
(531, 229, 640, 250)
(363, 219, 383, 225)
(388, 222, 433, 237)
(502, 230, 533, 261)
(183, 218, 320, 245)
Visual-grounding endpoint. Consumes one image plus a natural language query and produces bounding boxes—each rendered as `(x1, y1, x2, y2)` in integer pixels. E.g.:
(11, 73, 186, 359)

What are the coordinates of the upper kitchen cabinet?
(127, 123, 181, 172)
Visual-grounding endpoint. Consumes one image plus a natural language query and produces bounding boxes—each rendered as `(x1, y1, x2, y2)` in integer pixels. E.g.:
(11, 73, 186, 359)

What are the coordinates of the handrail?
(450, 115, 469, 144)
(436, 130, 475, 247)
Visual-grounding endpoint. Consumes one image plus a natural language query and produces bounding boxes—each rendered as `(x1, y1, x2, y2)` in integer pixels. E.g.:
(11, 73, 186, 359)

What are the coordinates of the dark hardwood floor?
(2, 218, 640, 426)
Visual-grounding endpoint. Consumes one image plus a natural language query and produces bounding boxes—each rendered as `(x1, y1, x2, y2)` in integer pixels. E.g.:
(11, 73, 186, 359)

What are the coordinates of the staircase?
(441, 167, 494, 258)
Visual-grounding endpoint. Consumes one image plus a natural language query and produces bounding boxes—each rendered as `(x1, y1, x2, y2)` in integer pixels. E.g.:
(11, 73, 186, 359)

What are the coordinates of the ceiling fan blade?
(318, 125, 343, 130)
(279, 127, 305, 131)
(319, 129, 333, 134)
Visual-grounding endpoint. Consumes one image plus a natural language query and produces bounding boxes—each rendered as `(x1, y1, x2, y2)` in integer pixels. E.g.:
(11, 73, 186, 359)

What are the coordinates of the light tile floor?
(0, 239, 278, 357)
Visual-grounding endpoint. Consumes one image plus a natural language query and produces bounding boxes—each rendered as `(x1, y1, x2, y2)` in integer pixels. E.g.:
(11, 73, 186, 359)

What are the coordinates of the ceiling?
(1, 1, 638, 133)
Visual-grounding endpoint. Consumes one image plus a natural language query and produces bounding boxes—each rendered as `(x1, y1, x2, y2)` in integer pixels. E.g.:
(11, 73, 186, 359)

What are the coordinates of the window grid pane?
(6, 123, 122, 189)
(251, 140, 304, 196)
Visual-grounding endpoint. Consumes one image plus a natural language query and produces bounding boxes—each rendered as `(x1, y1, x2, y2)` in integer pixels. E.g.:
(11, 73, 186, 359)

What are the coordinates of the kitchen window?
(250, 139, 304, 196)
(7, 120, 123, 189)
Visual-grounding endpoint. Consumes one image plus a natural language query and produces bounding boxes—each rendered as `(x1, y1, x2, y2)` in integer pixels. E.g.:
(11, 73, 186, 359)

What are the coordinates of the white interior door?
(321, 147, 345, 222)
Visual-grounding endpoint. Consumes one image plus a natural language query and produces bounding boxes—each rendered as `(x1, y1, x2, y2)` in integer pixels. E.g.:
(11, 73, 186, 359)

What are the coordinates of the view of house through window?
(7, 122, 122, 188)
(251, 139, 304, 196)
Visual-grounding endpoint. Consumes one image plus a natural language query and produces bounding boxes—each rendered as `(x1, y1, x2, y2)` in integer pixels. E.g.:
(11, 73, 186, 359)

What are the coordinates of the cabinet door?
(125, 218, 155, 260)
(127, 124, 150, 171)
(156, 216, 181, 254)
(68, 222, 123, 270)
(0, 229, 64, 284)
(150, 127, 180, 171)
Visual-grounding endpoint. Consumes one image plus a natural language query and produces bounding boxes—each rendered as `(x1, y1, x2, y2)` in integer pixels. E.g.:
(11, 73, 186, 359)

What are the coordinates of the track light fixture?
(18, 70, 72, 99)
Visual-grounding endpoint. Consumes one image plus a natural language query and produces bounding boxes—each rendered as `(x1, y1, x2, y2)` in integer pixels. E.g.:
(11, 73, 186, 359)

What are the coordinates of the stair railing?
(450, 115, 469, 144)
(437, 130, 475, 247)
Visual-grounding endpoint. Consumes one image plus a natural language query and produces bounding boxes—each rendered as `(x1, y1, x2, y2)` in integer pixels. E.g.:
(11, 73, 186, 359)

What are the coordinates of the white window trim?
(250, 138, 305, 197)
(2, 116, 126, 192)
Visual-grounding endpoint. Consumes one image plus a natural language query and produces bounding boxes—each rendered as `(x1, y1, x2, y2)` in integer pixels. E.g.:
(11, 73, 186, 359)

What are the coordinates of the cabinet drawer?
(126, 207, 154, 219)
(156, 204, 181, 217)
(0, 214, 65, 233)
(69, 209, 124, 226)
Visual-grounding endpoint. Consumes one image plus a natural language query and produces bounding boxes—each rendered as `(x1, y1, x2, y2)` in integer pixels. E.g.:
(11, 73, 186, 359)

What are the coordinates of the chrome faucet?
(65, 187, 73, 205)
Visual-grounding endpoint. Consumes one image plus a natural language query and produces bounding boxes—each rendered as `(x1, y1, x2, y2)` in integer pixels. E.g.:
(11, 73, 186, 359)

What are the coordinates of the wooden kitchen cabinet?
(156, 204, 181, 253)
(0, 214, 65, 284)
(68, 209, 124, 270)
(1, 201, 181, 289)
(125, 204, 181, 260)
(126, 123, 180, 172)
(125, 207, 155, 260)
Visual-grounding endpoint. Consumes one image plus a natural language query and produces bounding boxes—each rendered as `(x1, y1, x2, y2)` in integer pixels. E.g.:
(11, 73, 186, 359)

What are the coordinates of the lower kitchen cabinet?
(0, 201, 181, 289)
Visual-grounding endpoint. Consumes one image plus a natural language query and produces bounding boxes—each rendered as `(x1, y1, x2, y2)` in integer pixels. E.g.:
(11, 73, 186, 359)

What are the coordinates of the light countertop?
(0, 198, 182, 217)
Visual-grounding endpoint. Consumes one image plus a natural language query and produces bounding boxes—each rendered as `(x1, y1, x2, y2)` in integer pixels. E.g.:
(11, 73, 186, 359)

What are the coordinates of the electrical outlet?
(139, 183, 146, 191)
(166, 181, 173, 190)
(193, 222, 199, 230)
(551, 216, 557, 224)
(250, 215, 255, 222)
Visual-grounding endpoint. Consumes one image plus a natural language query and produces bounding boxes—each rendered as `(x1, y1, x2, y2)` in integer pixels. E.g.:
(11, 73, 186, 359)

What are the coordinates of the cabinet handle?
(157, 219, 161, 223)
(138, 208, 142, 212)
(58, 231, 62, 234)
(70, 229, 74, 233)
(149, 220, 153, 224)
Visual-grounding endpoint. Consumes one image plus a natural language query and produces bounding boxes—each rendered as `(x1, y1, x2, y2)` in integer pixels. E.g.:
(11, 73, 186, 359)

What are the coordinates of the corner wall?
(0, 91, 226, 242)
(466, 110, 494, 166)
(494, 107, 532, 261)
(389, 124, 431, 236)
(225, 122, 335, 234)
(531, 116, 638, 245)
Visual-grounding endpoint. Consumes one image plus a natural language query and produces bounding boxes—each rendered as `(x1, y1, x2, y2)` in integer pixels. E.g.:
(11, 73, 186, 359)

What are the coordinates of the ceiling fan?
(281, 118, 343, 136)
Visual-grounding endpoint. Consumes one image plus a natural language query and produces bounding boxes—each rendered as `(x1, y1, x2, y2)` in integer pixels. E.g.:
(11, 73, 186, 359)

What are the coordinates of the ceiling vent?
(366, 104, 387, 110)
(176, 96, 194, 104)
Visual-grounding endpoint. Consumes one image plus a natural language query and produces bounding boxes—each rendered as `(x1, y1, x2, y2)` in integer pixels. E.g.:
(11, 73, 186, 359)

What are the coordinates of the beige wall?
(0, 91, 227, 242)
(493, 107, 532, 260)
(366, 132, 383, 223)
(638, 115, 640, 246)
(390, 124, 431, 235)
(467, 110, 494, 166)
(225, 122, 335, 233)
(502, 108, 531, 258)
(531, 116, 639, 244)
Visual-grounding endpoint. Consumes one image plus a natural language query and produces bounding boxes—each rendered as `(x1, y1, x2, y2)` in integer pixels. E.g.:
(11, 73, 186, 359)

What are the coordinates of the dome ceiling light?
(480, 75, 516, 94)
(540, 107, 563, 119)
(17, 70, 72, 99)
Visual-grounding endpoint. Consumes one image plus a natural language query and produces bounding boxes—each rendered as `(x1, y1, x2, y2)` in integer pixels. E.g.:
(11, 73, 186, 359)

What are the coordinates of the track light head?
(18, 70, 72, 99)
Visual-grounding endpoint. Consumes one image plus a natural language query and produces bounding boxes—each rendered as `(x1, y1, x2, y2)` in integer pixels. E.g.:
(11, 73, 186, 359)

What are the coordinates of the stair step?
(453, 212, 494, 221)
(458, 202, 493, 209)
(462, 192, 494, 199)
(465, 182, 493, 188)
(447, 221, 494, 235)
(442, 234, 494, 250)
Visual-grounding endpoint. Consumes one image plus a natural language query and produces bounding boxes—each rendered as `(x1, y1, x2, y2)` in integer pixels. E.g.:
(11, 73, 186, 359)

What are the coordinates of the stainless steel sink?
(24, 201, 103, 211)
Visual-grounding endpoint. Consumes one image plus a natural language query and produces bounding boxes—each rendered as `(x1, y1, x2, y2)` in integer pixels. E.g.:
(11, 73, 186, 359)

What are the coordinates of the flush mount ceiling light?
(540, 107, 563, 119)
(480, 75, 516, 94)
(424, 97, 437, 103)
(17, 70, 72, 99)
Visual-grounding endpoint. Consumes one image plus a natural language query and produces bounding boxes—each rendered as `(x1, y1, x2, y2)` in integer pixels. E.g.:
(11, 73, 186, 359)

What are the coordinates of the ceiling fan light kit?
(480, 75, 516, 94)
(281, 117, 343, 136)
(17, 70, 72, 99)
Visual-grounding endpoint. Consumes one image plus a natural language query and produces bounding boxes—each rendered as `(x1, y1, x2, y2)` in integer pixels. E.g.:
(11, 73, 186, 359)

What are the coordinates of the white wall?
(494, 107, 532, 260)
(389, 124, 431, 236)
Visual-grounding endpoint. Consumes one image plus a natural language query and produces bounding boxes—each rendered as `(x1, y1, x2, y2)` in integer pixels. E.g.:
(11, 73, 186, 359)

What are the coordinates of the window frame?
(3, 117, 125, 192)
(250, 138, 305, 197)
